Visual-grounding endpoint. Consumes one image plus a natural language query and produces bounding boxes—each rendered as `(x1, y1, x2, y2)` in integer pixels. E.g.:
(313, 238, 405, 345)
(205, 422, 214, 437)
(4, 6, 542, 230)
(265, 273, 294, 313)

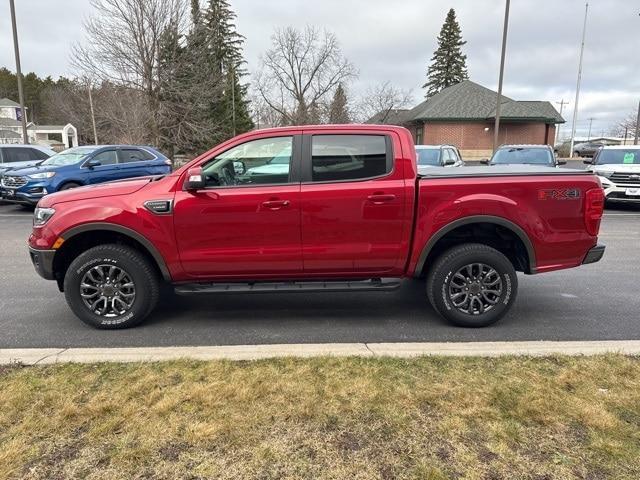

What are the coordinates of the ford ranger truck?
(28, 125, 606, 329)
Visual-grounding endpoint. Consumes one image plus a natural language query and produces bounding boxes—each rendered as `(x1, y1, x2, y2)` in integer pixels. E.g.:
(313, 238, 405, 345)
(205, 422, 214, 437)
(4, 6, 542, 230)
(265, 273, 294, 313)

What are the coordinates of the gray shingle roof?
(365, 108, 411, 125)
(0, 98, 21, 108)
(404, 80, 564, 124)
(0, 117, 21, 127)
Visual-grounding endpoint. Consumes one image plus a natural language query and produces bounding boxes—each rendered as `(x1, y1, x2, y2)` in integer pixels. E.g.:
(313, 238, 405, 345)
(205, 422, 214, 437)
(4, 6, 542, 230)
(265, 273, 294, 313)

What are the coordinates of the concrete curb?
(2, 341, 640, 365)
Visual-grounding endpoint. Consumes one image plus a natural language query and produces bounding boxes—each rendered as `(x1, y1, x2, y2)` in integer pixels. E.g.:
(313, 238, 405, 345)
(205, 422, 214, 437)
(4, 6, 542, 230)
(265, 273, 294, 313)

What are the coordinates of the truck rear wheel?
(426, 243, 517, 327)
(63, 244, 160, 329)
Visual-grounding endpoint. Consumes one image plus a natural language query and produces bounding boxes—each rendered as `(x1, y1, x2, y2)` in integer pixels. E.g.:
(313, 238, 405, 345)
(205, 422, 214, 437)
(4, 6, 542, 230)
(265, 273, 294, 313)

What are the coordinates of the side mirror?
(443, 158, 456, 166)
(583, 158, 593, 165)
(557, 160, 567, 166)
(480, 159, 489, 165)
(86, 159, 101, 168)
(233, 160, 246, 175)
(184, 167, 205, 190)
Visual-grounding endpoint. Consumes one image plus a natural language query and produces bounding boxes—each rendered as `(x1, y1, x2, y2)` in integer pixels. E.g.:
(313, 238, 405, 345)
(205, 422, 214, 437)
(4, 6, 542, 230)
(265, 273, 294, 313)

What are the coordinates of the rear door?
(299, 131, 408, 275)
(118, 147, 158, 179)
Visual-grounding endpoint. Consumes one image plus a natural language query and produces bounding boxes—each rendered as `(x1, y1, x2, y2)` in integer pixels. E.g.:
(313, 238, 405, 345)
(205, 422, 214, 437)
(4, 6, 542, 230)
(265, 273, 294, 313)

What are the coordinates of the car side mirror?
(184, 167, 205, 190)
(233, 160, 246, 175)
(557, 160, 567, 165)
(480, 159, 489, 165)
(86, 159, 101, 168)
(443, 158, 455, 166)
(583, 158, 593, 165)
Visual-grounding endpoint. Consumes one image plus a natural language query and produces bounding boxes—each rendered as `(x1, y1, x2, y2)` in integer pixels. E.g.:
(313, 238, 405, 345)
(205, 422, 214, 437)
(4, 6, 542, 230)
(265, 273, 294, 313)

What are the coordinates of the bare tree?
(609, 110, 638, 140)
(356, 81, 414, 123)
(255, 26, 357, 125)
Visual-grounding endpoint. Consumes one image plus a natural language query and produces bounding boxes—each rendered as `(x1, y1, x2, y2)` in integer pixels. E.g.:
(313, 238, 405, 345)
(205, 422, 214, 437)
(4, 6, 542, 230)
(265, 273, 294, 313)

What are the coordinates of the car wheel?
(63, 244, 160, 329)
(59, 182, 81, 191)
(426, 243, 518, 327)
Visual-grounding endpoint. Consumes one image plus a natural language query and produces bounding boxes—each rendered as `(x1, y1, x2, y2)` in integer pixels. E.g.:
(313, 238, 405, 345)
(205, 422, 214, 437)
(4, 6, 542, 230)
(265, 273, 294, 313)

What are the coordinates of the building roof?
(365, 108, 412, 126)
(0, 117, 21, 127)
(27, 124, 69, 130)
(0, 98, 21, 108)
(389, 80, 564, 124)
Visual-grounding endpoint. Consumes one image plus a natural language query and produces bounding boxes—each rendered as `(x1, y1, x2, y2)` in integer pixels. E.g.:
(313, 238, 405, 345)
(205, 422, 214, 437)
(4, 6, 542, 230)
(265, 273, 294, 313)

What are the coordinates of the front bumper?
(599, 179, 640, 203)
(582, 244, 605, 265)
(29, 247, 56, 280)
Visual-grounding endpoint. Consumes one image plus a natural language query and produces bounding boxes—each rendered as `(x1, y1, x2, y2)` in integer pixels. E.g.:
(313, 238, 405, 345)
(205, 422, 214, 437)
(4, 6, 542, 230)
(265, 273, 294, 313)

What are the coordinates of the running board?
(174, 278, 402, 295)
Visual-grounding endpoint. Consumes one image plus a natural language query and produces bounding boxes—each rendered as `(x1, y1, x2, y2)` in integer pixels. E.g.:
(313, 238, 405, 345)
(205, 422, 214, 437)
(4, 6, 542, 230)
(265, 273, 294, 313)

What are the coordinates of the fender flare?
(60, 222, 172, 281)
(415, 215, 537, 275)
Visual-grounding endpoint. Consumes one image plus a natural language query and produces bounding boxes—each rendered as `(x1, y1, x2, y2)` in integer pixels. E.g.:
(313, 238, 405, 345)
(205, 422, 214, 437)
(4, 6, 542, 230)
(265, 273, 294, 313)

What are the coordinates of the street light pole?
(587, 117, 594, 141)
(9, 0, 29, 144)
(569, 2, 589, 158)
(493, 0, 510, 153)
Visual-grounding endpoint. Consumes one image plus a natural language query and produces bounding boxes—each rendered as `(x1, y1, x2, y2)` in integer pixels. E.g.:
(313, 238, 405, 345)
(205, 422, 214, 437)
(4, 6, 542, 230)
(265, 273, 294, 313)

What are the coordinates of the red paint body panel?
(29, 124, 603, 284)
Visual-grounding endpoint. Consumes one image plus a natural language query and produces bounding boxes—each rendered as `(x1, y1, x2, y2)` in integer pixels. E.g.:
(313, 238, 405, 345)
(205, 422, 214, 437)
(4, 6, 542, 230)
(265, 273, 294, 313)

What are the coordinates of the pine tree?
(423, 8, 469, 98)
(200, 0, 253, 141)
(329, 83, 350, 123)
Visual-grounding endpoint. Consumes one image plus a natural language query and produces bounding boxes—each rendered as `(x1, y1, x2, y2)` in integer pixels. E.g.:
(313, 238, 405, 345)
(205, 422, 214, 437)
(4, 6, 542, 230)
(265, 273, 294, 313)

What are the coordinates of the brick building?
(367, 81, 564, 160)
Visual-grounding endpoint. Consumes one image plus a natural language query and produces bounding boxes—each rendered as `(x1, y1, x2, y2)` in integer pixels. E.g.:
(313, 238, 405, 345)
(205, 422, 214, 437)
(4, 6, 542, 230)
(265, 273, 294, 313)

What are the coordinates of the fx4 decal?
(538, 188, 581, 200)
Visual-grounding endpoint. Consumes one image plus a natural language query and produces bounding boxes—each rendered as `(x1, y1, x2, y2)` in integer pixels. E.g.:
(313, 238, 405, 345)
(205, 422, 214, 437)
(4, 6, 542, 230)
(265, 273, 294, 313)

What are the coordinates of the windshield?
(40, 147, 99, 167)
(416, 148, 440, 166)
(594, 149, 640, 165)
(491, 148, 554, 165)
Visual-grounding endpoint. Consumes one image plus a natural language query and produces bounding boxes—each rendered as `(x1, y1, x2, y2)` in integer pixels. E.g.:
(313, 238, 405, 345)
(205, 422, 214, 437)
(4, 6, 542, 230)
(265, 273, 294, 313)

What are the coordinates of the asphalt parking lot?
(1, 201, 639, 348)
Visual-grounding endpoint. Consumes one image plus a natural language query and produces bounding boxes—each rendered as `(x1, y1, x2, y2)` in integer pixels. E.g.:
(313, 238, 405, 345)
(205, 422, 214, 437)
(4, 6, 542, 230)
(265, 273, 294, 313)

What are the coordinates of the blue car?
(0, 145, 171, 206)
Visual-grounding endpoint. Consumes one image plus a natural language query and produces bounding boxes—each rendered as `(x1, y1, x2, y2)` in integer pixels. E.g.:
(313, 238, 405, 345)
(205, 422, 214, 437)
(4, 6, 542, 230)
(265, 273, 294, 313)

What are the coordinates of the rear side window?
(2, 147, 36, 163)
(310, 135, 390, 182)
(29, 148, 50, 160)
(120, 148, 154, 163)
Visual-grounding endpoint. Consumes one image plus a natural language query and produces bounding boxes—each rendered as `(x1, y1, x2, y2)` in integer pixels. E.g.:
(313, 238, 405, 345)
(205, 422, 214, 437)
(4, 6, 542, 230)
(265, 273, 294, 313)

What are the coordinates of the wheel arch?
(52, 223, 172, 288)
(415, 215, 537, 277)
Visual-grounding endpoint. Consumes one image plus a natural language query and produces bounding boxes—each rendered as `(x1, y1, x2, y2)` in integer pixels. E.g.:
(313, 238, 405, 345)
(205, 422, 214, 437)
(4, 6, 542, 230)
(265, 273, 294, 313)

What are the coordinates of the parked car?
(28, 125, 605, 330)
(482, 145, 565, 167)
(0, 144, 55, 175)
(585, 145, 640, 204)
(1, 145, 171, 206)
(573, 142, 604, 158)
(415, 145, 464, 168)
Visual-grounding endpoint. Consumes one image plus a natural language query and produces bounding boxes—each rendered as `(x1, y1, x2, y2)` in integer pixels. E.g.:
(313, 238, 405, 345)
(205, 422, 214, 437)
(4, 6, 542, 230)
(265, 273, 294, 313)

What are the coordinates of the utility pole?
(555, 99, 569, 144)
(87, 80, 99, 145)
(9, 0, 29, 144)
(493, 0, 510, 152)
(635, 99, 639, 145)
(587, 117, 594, 140)
(569, 2, 589, 158)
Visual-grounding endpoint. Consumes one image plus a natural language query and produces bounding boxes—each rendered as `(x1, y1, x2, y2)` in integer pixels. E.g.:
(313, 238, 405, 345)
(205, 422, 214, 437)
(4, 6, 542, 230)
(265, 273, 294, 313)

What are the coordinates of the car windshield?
(594, 149, 640, 165)
(416, 148, 440, 166)
(491, 148, 553, 165)
(40, 147, 99, 167)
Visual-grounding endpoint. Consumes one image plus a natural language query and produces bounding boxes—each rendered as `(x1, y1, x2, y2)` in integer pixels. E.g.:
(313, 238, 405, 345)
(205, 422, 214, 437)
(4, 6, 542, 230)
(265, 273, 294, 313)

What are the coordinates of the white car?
(586, 145, 640, 204)
(415, 145, 464, 169)
(0, 144, 55, 174)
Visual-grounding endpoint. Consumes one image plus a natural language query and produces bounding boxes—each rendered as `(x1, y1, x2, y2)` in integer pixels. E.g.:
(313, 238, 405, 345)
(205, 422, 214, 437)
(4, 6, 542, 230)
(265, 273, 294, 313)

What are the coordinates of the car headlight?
(29, 171, 56, 180)
(33, 207, 55, 227)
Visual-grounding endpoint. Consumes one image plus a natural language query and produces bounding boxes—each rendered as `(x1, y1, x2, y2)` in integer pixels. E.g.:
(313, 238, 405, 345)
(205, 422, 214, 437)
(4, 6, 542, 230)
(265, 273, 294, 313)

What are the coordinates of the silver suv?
(586, 145, 640, 203)
(0, 144, 55, 175)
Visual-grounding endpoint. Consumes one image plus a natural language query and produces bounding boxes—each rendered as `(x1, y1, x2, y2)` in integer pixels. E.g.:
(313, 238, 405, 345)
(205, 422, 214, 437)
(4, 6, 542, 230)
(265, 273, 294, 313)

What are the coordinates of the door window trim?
(300, 133, 394, 185)
(194, 134, 303, 191)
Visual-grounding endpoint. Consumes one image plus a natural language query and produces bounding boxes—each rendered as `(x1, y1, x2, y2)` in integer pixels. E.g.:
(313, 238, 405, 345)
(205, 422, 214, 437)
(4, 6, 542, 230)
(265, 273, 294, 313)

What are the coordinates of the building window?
(415, 125, 423, 145)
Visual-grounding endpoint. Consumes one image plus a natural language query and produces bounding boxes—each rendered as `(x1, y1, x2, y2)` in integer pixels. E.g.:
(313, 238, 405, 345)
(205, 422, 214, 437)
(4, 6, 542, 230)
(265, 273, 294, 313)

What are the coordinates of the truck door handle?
(367, 194, 396, 204)
(261, 199, 290, 210)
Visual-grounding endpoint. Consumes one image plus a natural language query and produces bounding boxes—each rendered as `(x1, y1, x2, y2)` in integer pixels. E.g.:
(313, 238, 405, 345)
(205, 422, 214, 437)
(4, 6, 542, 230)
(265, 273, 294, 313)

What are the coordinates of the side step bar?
(174, 278, 402, 295)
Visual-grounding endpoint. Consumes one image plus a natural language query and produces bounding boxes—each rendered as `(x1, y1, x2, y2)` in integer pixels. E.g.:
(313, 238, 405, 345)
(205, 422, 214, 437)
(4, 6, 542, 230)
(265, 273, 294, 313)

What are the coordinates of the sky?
(1, 0, 638, 139)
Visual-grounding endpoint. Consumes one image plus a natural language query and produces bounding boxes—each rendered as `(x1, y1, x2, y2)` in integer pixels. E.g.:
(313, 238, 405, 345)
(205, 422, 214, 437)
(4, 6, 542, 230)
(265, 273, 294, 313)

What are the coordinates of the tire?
(426, 243, 517, 328)
(59, 182, 81, 191)
(63, 244, 160, 329)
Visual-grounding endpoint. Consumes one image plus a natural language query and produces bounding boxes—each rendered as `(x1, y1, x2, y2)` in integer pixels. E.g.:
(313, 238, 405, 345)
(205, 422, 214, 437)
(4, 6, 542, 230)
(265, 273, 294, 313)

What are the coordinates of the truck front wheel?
(63, 244, 160, 329)
(426, 244, 518, 327)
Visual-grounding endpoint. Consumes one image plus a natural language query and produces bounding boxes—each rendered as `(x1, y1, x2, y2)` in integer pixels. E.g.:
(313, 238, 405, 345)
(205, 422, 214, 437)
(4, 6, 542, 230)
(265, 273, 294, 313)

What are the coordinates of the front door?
(87, 149, 120, 184)
(299, 132, 408, 275)
(173, 134, 303, 278)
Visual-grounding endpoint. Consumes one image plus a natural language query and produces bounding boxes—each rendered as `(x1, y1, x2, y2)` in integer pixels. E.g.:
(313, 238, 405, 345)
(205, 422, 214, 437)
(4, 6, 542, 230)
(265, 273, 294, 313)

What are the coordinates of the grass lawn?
(1, 355, 639, 479)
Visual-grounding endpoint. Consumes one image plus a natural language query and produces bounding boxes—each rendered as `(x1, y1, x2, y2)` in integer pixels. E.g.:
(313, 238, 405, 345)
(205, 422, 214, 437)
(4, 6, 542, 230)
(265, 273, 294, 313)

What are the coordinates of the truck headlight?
(33, 207, 55, 226)
(29, 172, 56, 179)
(595, 170, 613, 178)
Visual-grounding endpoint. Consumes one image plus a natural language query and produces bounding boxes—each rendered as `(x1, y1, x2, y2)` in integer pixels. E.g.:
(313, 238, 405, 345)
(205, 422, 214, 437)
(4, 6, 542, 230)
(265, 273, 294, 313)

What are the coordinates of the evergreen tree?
(423, 8, 469, 98)
(200, 0, 253, 140)
(328, 83, 350, 123)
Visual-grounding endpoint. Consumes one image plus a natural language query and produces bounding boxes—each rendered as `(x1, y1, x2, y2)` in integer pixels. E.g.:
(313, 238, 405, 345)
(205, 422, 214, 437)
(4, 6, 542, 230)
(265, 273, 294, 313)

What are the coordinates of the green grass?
(1, 355, 639, 479)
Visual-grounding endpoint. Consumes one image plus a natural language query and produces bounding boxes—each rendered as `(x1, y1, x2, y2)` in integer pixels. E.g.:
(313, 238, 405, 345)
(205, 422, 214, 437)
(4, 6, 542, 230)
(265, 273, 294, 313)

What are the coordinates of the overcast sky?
(1, 0, 638, 138)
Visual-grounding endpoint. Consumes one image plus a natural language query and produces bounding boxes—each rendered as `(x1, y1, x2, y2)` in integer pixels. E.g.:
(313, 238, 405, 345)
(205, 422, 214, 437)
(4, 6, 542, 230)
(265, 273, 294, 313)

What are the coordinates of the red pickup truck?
(28, 125, 605, 329)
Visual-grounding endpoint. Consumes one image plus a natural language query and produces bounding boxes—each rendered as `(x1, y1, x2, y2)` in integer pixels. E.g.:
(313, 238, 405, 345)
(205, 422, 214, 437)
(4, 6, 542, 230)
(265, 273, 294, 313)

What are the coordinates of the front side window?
(2, 147, 33, 163)
(311, 135, 389, 182)
(91, 150, 118, 166)
(202, 136, 293, 187)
